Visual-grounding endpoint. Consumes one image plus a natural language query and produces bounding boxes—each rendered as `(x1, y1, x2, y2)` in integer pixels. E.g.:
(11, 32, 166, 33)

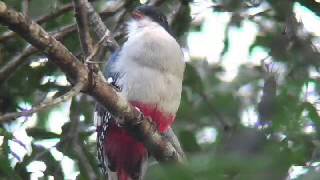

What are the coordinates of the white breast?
(112, 21, 185, 115)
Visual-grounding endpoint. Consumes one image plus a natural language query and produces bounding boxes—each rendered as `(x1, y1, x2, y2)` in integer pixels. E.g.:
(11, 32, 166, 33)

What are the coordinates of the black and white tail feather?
(95, 104, 111, 176)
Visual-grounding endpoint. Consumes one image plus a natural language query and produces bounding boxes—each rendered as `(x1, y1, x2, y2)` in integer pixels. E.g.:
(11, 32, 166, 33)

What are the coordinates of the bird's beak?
(132, 10, 144, 20)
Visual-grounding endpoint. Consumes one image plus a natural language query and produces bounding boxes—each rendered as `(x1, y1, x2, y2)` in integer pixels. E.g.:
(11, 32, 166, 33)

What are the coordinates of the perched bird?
(95, 5, 185, 180)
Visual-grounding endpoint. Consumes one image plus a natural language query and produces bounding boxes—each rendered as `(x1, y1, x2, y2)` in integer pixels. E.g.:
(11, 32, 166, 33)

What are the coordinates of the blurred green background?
(0, 0, 320, 179)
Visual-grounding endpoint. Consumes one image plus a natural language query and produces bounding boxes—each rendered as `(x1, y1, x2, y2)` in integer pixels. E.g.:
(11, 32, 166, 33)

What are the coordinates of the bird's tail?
(107, 160, 148, 180)
(105, 125, 149, 180)
(107, 170, 130, 180)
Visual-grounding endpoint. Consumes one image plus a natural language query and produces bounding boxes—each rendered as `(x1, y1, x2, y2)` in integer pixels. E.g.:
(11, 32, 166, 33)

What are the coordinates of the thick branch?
(0, 3, 73, 43)
(0, 3, 87, 82)
(0, 24, 76, 84)
(0, 4, 124, 84)
(0, 1, 182, 163)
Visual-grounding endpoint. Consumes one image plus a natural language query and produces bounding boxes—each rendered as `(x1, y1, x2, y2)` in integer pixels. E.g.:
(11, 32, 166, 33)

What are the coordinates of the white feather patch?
(112, 19, 185, 115)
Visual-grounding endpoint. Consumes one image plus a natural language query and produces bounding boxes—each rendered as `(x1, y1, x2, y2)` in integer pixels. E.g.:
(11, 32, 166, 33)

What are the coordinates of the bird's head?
(128, 5, 172, 35)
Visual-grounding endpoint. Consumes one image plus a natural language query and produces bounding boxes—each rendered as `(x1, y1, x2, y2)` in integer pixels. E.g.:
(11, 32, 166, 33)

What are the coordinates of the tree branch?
(148, 0, 166, 6)
(73, 0, 93, 56)
(0, 45, 36, 84)
(69, 96, 98, 180)
(0, 3, 125, 84)
(22, 0, 30, 17)
(0, 3, 73, 43)
(36, 3, 73, 24)
(0, 1, 183, 164)
(257, 62, 277, 124)
(84, 0, 119, 53)
(0, 24, 77, 85)
(0, 82, 84, 122)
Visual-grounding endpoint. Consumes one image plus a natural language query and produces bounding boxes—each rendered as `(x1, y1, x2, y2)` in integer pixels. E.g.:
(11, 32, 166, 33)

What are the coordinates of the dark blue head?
(132, 5, 172, 35)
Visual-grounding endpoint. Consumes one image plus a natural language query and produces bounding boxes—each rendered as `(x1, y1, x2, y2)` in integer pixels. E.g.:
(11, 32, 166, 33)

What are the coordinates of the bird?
(95, 5, 185, 180)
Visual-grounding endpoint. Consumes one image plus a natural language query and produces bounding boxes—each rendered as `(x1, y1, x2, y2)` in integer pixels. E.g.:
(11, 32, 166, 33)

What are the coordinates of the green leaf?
(183, 63, 204, 94)
(179, 130, 201, 153)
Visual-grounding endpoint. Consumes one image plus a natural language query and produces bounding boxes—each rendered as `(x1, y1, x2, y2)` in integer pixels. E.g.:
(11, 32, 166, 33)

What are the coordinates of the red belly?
(105, 101, 175, 179)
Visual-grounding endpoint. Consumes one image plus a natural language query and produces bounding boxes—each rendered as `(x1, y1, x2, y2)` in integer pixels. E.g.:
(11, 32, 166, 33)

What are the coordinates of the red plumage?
(104, 101, 175, 180)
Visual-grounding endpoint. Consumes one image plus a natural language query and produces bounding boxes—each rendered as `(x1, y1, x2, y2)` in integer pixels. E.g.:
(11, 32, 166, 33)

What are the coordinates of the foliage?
(0, 0, 320, 179)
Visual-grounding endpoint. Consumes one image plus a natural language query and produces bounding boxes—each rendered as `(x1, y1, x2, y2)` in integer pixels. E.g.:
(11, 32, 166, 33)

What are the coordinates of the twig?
(84, 0, 119, 53)
(248, 9, 272, 20)
(0, 82, 84, 122)
(0, 45, 36, 84)
(85, 31, 109, 63)
(36, 3, 73, 24)
(73, 141, 98, 180)
(73, 0, 93, 56)
(167, 1, 182, 25)
(0, 24, 76, 85)
(22, 0, 30, 17)
(257, 61, 277, 124)
(148, 0, 166, 6)
(73, 0, 97, 94)
(99, 0, 126, 18)
(68, 95, 97, 180)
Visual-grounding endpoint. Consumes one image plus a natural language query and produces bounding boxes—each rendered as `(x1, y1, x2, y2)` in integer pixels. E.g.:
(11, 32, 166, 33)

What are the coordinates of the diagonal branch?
(0, 3, 73, 43)
(0, 1, 183, 164)
(84, 0, 119, 53)
(0, 82, 85, 122)
(0, 24, 76, 85)
(0, 3, 125, 85)
(0, 45, 36, 84)
(36, 3, 73, 24)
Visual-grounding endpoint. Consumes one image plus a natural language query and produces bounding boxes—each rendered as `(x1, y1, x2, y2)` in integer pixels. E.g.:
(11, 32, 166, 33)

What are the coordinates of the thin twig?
(0, 45, 36, 84)
(68, 95, 97, 180)
(167, 1, 182, 25)
(84, 0, 119, 52)
(248, 9, 272, 20)
(36, 3, 73, 24)
(148, 0, 166, 6)
(85, 31, 109, 63)
(257, 60, 277, 124)
(0, 24, 76, 85)
(0, 82, 84, 122)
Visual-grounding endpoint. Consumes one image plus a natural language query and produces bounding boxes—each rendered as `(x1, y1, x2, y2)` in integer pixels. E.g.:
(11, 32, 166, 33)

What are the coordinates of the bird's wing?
(95, 50, 122, 175)
(95, 103, 111, 175)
